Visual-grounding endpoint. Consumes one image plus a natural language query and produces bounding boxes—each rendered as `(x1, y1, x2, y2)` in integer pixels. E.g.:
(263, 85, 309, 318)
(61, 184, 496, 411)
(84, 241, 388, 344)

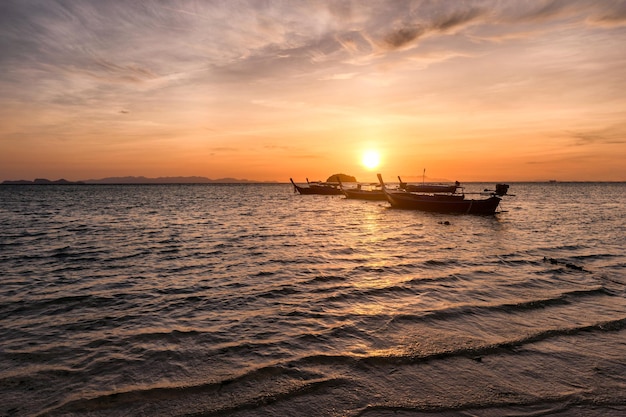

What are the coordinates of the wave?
(38, 365, 348, 417)
(423, 259, 460, 267)
(390, 286, 610, 324)
(297, 316, 626, 368)
(356, 399, 626, 417)
(303, 274, 346, 285)
(43, 313, 617, 415)
(0, 294, 126, 318)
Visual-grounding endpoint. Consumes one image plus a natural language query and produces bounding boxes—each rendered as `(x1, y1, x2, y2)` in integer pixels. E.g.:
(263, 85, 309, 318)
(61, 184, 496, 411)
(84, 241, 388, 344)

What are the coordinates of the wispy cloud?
(569, 123, 626, 146)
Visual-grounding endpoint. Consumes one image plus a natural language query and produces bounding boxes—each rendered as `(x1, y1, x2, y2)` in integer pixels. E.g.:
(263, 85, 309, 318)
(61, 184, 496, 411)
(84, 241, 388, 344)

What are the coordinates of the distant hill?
(2, 178, 85, 185)
(82, 176, 275, 184)
(326, 173, 357, 183)
(2, 176, 278, 185)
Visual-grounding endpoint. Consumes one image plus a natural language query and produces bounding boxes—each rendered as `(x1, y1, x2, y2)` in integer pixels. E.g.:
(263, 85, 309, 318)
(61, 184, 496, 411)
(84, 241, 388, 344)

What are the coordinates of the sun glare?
(362, 150, 381, 170)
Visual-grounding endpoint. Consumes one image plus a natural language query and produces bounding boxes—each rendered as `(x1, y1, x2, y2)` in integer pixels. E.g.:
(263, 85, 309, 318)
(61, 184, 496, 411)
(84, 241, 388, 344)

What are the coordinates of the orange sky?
(1, 1, 625, 182)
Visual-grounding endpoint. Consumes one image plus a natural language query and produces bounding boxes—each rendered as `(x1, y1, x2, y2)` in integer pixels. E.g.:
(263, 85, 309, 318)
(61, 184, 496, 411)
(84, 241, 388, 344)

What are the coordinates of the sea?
(1, 182, 625, 417)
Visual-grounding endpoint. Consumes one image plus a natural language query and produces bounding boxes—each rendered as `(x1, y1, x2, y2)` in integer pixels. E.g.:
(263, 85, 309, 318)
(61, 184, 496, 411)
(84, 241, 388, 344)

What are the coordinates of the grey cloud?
(2, 0, 625, 98)
(379, 5, 487, 49)
(431, 6, 488, 32)
(88, 57, 158, 83)
(383, 25, 425, 49)
(514, 0, 574, 22)
(496, 0, 626, 26)
(569, 123, 626, 146)
(335, 31, 374, 55)
(586, 1, 626, 27)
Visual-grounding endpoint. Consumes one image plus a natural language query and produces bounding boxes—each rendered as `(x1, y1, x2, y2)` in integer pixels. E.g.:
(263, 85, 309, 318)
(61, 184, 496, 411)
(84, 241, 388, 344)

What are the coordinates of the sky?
(1, 0, 625, 182)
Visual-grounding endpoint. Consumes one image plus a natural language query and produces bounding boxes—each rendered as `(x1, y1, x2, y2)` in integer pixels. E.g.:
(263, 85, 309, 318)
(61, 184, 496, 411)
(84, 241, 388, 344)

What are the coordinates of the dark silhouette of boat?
(397, 176, 460, 194)
(290, 178, 344, 195)
(378, 174, 509, 215)
(337, 178, 387, 201)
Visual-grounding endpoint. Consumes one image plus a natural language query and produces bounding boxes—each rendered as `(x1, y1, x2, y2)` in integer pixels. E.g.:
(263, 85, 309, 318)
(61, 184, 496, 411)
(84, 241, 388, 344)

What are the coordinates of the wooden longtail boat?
(337, 178, 387, 201)
(397, 176, 460, 194)
(378, 174, 509, 215)
(290, 178, 344, 195)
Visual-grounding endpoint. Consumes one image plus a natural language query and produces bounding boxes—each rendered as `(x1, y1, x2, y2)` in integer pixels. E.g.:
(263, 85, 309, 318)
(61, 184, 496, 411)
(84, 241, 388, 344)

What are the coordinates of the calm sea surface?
(1, 183, 625, 417)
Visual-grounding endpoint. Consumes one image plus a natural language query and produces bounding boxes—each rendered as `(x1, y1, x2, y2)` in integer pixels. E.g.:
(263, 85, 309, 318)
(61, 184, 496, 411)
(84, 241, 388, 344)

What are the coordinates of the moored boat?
(378, 174, 509, 215)
(337, 178, 387, 201)
(290, 178, 344, 195)
(397, 176, 460, 194)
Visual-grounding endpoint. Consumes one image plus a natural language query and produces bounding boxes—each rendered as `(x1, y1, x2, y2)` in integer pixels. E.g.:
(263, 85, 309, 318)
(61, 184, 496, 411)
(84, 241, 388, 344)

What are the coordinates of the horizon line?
(2, 176, 625, 185)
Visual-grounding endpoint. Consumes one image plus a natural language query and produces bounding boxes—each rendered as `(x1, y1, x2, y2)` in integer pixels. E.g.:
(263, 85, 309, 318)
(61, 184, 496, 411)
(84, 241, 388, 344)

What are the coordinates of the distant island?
(2, 176, 278, 185)
(1, 178, 86, 185)
(326, 173, 357, 183)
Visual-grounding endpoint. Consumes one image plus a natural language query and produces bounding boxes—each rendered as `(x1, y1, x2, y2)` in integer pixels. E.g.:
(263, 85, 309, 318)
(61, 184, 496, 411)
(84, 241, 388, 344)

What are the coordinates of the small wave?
(1, 294, 123, 318)
(1, 365, 83, 383)
(103, 250, 150, 262)
(542, 257, 589, 272)
(404, 274, 463, 286)
(423, 259, 459, 267)
(40, 365, 346, 417)
(352, 264, 394, 274)
(542, 244, 588, 252)
(363, 316, 626, 366)
(493, 287, 609, 311)
(303, 274, 346, 285)
(283, 309, 327, 319)
(122, 328, 203, 345)
(321, 283, 418, 304)
(331, 247, 356, 255)
(255, 285, 300, 299)
(356, 398, 626, 417)
(254, 270, 275, 277)
(390, 287, 610, 323)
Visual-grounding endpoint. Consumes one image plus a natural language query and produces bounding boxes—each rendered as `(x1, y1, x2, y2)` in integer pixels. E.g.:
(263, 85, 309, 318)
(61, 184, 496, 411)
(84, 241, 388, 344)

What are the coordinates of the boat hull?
(342, 189, 387, 201)
(384, 191, 502, 215)
(295, 186, 343, 195)
(290, 178, 344, 195)
(404, 184, 458, 193)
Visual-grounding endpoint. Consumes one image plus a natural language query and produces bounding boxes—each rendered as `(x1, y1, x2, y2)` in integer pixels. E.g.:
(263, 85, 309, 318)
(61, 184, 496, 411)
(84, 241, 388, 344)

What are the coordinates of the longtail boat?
(378, 174, 509, 215)
(337, 178, 387, 201)
(397, 176, 460, 194)
(290, 178, 344, 195)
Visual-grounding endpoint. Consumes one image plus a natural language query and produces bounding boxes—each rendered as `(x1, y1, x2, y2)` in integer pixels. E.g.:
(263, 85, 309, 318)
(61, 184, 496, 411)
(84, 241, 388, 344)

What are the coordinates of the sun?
(361, 150, 381, 170)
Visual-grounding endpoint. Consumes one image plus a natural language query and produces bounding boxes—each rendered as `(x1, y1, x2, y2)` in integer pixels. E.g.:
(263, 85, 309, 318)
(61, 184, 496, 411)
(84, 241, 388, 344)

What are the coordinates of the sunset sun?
(361, 150, 381, 170)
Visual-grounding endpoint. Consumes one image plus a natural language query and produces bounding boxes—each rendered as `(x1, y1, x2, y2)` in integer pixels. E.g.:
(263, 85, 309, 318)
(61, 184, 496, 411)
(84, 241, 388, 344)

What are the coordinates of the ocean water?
(1, 182, 625, 417)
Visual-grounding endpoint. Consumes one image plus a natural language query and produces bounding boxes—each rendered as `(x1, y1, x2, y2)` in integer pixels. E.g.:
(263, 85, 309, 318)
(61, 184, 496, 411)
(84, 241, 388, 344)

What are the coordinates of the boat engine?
(495, 183, 509, 196)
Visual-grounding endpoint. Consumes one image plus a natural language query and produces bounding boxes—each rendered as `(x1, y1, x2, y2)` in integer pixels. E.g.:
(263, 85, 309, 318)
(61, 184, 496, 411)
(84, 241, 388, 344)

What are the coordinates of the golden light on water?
(361, 150, 381, 171)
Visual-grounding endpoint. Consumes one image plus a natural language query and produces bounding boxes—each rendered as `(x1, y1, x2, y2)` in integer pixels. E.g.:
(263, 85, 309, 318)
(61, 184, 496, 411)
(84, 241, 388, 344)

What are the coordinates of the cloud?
(84, 57, 159, 84)
(382, 25, 425, 49)
(335, 30, 374, 55)
(494, 0, 626, 27)
(430, 6, 488, 32)
(568, 123, 626, 146)
(4, 0, 621, 97)
(586, 2, 626, 27)
(378, 5, 487, 50)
